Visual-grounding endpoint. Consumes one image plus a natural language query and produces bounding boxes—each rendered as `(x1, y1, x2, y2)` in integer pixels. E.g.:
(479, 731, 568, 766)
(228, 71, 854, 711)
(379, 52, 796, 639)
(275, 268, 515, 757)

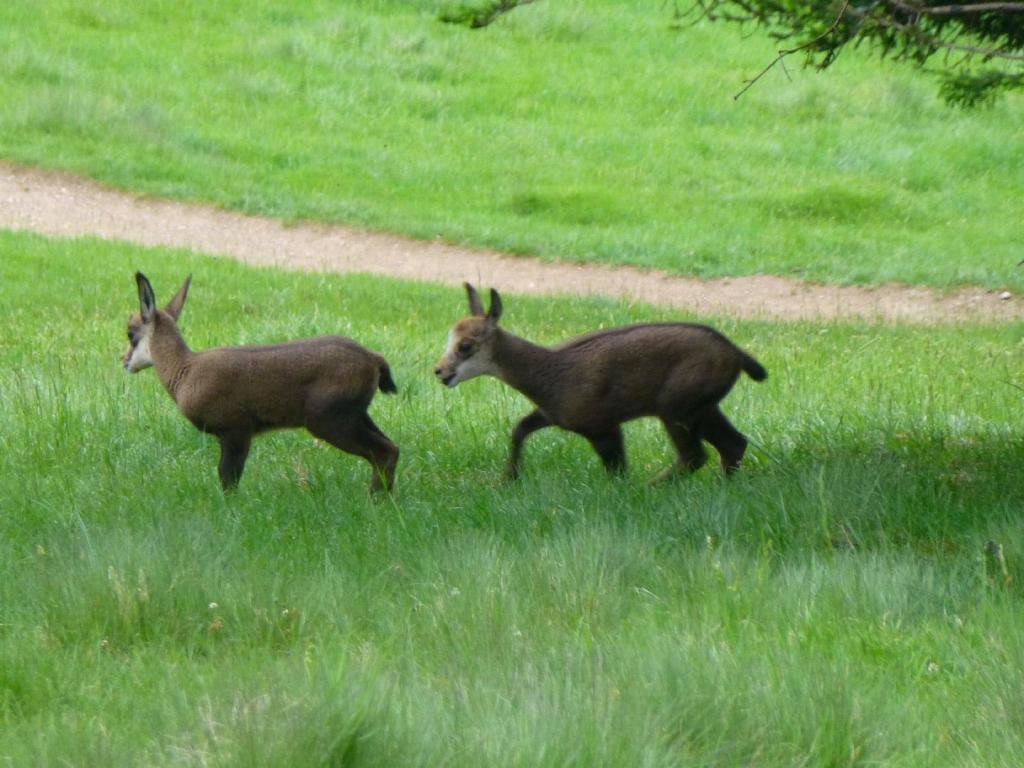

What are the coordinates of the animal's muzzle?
(434, 367, 457, 387)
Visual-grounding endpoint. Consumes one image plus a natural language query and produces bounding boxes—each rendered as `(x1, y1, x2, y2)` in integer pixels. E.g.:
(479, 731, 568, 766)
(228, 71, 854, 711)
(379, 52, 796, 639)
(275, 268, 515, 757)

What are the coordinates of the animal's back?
(551, 323, 760, 426)
(556, 323, 746, 376)
(180, 336, 384, 431)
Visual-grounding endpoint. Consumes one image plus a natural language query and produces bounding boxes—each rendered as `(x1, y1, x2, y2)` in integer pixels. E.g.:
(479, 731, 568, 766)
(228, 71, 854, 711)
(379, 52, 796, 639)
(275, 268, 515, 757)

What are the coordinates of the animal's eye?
(457, 341, 474, 356)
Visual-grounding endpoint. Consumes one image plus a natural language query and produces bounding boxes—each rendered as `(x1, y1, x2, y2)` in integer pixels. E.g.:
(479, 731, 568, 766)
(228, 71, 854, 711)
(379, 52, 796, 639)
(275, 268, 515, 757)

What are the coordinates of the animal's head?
(434, 283, 503, 387)
(123, 272, 191, 372)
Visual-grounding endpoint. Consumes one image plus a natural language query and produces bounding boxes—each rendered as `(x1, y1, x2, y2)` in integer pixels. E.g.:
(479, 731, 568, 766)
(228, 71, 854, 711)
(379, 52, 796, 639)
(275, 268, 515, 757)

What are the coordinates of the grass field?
(2, 230, 1023, 765)
(0, 0, 1021, 290)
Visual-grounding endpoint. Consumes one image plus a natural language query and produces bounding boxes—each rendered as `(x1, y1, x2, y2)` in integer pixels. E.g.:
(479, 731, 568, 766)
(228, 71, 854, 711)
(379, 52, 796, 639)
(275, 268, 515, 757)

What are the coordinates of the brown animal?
(124, 272, 399, 492)
(435, 284, 766, 480)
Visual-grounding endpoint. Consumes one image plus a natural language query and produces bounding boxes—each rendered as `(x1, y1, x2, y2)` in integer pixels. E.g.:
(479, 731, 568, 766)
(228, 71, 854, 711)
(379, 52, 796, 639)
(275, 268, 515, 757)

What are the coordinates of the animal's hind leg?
(359, 414, 400, 491)
(309, 412, 399, 493)
(700, 406, 748, 474)
(217, 432, 252, 490)
(658, 416, 708, 481)
(586, 426, 627, 476)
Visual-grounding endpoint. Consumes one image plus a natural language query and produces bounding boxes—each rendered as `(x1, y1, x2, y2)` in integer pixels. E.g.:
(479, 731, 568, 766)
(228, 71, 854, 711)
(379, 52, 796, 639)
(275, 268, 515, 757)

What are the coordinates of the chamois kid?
(435, 284, 766, 480)
(124, 273, 399, 492)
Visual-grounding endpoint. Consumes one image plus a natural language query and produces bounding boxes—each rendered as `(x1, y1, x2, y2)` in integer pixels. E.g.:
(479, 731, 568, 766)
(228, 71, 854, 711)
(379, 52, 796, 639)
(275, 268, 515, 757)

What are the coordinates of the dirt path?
(1, 162, 1018, 324)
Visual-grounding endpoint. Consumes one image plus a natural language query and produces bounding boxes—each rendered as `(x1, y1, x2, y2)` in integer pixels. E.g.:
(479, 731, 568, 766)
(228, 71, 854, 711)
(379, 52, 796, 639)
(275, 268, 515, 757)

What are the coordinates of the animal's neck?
(152, 318, 194, 401)
(492, 329, 561, 408)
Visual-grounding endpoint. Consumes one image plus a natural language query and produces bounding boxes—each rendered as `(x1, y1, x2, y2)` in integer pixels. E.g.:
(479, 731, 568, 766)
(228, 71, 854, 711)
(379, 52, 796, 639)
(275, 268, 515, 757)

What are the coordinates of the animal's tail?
(740, 351, 768, 382)
(378, 362, 398, 394)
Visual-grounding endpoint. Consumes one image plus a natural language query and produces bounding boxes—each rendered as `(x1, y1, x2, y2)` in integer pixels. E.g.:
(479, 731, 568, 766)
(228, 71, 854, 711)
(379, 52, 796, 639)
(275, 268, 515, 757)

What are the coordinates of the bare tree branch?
(734, 0, 852, 100)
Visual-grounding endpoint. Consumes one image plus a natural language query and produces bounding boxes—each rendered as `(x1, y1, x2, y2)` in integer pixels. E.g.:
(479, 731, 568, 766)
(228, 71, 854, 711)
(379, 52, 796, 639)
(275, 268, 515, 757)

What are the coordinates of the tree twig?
(734, 0, 852, 100)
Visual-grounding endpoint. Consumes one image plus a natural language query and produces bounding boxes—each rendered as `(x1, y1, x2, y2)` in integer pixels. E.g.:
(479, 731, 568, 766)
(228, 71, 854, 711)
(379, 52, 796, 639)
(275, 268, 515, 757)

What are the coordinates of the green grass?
(2, 229, 1024, 765)
(0, 0, 1021, 290)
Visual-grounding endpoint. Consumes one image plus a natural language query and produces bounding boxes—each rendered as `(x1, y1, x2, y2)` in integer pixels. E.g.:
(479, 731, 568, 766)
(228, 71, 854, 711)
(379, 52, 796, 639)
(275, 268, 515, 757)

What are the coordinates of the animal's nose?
(434, 368, 442, 377)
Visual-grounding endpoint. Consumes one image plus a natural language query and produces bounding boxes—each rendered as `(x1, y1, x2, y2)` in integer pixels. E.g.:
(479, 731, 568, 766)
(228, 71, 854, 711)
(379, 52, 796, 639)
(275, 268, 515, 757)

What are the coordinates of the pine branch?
(438, 0, 537, 28)
(887, 0, 1024, 16)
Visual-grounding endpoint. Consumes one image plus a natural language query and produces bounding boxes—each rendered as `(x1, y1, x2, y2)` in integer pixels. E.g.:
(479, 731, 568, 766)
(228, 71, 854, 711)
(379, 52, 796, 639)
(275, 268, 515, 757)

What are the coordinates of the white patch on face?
(452, 353, 492, 384)
(125, 331, 154, 372)
(437, 330, 463, 386)
(437, 327, 496, 387)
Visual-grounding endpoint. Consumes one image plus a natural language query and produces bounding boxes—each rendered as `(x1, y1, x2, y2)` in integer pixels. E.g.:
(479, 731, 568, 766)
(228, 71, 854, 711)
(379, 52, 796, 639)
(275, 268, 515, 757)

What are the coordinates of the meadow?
(2, 230, 1023, 766)
(2, 1, 1024, 763)
(0, 0, 1021, 290)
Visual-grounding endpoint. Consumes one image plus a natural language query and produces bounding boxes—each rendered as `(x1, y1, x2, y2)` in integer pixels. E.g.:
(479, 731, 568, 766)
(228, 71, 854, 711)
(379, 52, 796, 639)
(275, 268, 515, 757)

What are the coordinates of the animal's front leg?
(217, 433, 252, 490)
(508, 409, 553, 480)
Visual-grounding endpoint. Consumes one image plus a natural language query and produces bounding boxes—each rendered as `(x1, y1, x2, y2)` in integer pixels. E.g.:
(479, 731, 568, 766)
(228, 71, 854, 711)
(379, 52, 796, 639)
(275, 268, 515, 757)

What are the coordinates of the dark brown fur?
(125, 273, 399, 491)
(435, 284, 766, 480)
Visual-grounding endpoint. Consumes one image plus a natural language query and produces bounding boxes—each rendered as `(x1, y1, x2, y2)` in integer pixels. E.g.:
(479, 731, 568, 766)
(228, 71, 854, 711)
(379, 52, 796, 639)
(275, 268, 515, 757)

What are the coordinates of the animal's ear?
(487, 288, 503, 323)
(136, 272, 157, 323)
(465, 282, 485, 317)
(164, 274, 192, 321)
